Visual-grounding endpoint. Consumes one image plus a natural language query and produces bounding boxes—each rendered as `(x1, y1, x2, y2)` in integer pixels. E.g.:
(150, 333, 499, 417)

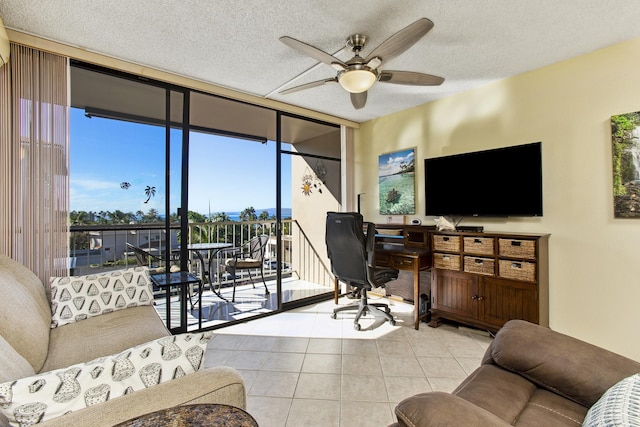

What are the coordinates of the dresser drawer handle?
(511, 262, 522, 269)
(474, 259, 483, 264)
(442, 256, 450, 260)
(443, 237, 450, 242)
(474, 238, 482, 244)
(511, 241, 522, 247)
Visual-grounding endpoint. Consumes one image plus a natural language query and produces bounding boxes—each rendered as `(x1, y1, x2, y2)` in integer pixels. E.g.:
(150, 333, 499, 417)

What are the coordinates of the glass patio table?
(149, 271, 201, 333)
(186, 242, 234, 301)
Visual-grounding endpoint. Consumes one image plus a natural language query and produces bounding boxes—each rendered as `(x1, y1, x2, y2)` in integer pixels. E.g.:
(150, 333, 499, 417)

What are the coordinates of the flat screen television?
(424, 142, 542, 217)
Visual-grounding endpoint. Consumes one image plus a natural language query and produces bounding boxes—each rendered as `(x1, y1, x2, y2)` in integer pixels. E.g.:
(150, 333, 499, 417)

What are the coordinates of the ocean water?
(223, 208, 291, 221)
(379, 173, 415, 215)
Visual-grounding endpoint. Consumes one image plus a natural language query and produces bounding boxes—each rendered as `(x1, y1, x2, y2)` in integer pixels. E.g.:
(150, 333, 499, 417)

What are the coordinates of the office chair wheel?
(389, 319, 396, 326)
(354, 323, 361, 331)
(331, 312, 337, 319)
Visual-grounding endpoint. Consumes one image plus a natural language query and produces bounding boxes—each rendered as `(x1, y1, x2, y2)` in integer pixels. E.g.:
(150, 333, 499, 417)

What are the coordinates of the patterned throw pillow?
(50, 267, 153, 328)
(0, 332, 213, 427)
(582, 373, 640, 427)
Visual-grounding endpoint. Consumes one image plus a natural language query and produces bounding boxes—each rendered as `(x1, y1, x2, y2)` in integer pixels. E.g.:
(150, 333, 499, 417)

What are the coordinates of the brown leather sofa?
(391, 320, 640, 427)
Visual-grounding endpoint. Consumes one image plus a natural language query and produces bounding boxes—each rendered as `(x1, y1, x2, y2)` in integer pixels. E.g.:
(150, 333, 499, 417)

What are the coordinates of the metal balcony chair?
(126, 242, 180, 274)
(325, 212, 399, 330)
(224, 235, 270, 302)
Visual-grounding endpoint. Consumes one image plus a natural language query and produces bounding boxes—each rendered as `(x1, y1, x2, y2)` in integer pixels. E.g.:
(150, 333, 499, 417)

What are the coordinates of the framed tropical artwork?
(611, 111, 640, 218)
(378, 148, 416, 215)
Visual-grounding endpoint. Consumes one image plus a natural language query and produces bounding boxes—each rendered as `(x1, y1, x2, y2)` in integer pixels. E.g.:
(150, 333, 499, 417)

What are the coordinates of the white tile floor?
(203, 295, 493, 427)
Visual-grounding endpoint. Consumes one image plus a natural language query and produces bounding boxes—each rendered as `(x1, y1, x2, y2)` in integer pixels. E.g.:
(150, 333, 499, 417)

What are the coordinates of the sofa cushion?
(0, 331, 213, 427)
(395, 391, 511, 427)
(487, 320, 640, 408)
(0, 256, 51, 373)
(582, 373, 640, 427)
(225, 258, 261, 269)
(50, 267, 153, 328)
(454, 364, 588, 426)
(454, 364, 537, 422)
(42, 306, 170, 373)
(513, 389, 587, 427)
(0, 336, 35, 383)
(32, 368, 247, 427)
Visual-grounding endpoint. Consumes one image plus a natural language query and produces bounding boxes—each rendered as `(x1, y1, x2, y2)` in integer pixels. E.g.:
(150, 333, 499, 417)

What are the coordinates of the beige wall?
(355, 36, 640, 361)
(291, 130, 342, 284)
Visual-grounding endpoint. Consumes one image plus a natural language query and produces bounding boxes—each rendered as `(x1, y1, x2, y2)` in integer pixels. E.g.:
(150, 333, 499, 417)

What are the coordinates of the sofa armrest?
(36, 367, 246, 427)
(393, 392, 511, 427)
(486, 320, 640, 408)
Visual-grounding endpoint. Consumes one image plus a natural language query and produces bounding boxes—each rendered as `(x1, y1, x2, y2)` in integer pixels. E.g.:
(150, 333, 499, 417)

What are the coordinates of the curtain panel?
(0, 43, 70, 288)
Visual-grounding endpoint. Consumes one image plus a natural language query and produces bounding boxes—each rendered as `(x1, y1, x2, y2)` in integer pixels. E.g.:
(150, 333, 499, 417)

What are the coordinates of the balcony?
(70, 219, 335, 331)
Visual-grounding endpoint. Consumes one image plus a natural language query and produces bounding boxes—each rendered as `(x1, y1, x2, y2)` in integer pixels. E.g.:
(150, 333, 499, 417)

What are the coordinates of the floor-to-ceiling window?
(69, 63, 187, 331)
(68, 62, 343, 331)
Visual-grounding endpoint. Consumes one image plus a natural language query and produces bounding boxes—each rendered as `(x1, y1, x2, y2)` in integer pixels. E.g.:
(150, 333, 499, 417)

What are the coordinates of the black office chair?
(326, 212, 399, 330)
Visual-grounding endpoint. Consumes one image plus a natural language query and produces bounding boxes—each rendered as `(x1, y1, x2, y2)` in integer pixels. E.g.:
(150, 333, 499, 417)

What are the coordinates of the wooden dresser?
(430, 230, 549, 333)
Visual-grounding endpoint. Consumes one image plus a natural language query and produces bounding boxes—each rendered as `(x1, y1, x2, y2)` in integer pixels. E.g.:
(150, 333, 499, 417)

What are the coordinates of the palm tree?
(111, 210, 130, 224)
(211, 212, 231, 222)
(258, 210, 272, 221)
(240, 206, 257, 221)
(144, 186, 156, 203)
(70, 210, 88, 225)
(143, 208, 161, 223)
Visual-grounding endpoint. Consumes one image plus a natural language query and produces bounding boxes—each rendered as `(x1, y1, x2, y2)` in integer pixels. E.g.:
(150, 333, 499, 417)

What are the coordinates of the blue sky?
(378, 148, 415, 177)
(70, 108, 291, 215)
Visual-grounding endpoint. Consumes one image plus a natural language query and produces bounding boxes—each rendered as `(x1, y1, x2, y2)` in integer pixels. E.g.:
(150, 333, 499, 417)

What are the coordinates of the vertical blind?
(0, 43, 69, 288)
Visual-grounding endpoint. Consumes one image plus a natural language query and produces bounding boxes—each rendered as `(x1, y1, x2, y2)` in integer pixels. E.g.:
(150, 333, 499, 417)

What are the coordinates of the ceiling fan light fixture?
(338, 68, 377, 93)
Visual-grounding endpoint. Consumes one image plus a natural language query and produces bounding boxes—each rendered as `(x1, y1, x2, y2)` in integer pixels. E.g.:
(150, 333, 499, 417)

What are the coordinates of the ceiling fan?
(279, 18, 444, 110)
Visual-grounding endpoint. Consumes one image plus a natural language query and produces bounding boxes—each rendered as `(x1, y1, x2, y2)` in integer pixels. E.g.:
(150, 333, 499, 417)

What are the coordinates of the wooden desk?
(375, 246, 431, 329)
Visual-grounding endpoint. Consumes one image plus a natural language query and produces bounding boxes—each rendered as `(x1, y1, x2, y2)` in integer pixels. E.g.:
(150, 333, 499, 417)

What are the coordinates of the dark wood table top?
(114, 403, 258, 427)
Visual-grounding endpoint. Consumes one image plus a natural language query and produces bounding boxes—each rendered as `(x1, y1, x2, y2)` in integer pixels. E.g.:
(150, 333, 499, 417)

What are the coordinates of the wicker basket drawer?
(498, 260, 536, 282)
(433, 235, 461, 252)
(498, 239, 536, 259)
(434, 253, 461, 271)
(464, 256, 495, 276)
(463, 237, 495, 255)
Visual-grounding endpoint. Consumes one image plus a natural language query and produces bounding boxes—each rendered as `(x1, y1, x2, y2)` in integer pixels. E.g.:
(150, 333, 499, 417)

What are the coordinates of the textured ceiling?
(3, 0, 640, 123)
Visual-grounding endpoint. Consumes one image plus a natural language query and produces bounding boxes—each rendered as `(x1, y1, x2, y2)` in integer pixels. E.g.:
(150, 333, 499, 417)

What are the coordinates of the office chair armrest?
(365, 222, 376, 266)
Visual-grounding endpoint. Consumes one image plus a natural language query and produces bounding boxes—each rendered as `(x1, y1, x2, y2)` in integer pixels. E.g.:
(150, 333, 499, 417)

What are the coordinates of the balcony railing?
(69, 219, 333, 292)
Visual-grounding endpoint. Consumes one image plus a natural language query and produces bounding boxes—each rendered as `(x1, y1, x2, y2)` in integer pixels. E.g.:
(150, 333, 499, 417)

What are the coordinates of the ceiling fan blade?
(280, 36, 347, 69)
(350, 92, 367, 110)
(365, 18, 434, 64)
(366, 57, 382, 69)
(379, 71, 444, 86)
(279, 78, 337, 95)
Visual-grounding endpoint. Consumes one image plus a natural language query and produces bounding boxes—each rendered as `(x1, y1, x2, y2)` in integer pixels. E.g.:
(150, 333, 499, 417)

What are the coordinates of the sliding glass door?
(280, 114, 341, 307)
(184, 92, 279, 328)
(69, 64, 188, 331)
(69, 62, 345, 332)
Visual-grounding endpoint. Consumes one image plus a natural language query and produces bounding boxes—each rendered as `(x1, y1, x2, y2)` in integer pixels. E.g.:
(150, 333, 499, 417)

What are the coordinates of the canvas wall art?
(378, 148, 416, 215)
(611, 111, 640, 218)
